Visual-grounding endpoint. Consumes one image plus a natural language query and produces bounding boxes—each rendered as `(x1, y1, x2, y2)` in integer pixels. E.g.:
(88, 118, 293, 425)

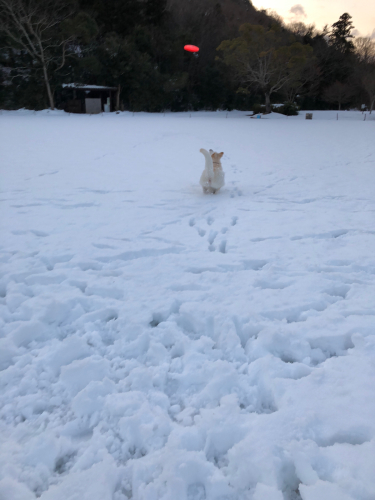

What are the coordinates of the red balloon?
(184, 45, 199, 53)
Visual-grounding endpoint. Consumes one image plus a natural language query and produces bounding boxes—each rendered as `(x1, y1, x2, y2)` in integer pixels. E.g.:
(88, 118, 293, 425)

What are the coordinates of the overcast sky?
(251, 0, 375, 38)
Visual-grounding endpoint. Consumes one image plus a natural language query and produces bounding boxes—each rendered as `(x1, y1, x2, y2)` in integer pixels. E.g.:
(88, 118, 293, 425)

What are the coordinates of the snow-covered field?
(0, 109, 375, 500)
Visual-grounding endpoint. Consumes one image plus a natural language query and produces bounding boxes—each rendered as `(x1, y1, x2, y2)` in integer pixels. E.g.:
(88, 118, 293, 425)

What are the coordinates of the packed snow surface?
(0, 109, 375, 500)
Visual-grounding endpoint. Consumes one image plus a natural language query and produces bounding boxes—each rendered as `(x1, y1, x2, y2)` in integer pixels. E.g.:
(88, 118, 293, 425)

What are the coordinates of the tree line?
(0, 0, 374, 113)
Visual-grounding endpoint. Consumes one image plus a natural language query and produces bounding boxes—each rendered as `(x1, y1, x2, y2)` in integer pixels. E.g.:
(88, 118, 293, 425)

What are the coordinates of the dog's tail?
(200, 148, 214, 178)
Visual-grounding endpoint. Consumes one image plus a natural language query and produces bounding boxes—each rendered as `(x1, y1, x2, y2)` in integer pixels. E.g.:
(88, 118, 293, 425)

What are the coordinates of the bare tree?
(361, 65, 375, 113)
(0, 0, 76, 109)
(217, 24, 312, 113)
(263, 9, 284, 27)
(354, 37, 375, 64)
(287, 21, 316, 39)
(283, 58, 320, 103)
(323, 81, 353, 110)
(352, 38, 375, 113)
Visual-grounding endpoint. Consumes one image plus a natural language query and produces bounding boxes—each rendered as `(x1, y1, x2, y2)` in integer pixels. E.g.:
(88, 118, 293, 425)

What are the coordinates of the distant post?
(116, 85, 121, 111)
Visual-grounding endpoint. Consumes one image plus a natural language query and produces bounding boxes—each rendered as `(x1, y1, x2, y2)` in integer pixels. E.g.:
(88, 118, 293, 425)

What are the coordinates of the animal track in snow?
(97, 247, 182, 263)
(291, 229, 349, 241)
(207, 226, 228, 253)
(38, 170, 59, 177)
(68, 280, 87, 293)
(77, 261, 103, 271)
(40, 254, 74, 270)
(187, 266, 227, 274)
(251, 236, 282, 243)
(92, 243, 116, 249)
(242, 259, 268, 270)
(58, 202, 98, 210)
(11, 230, 27, 235)
(188, 214, 240, 253)
(186, 260, 268, 274)
(254, 278, 290, 290)
(187, 483, 206, 500)
(25, 273, 67, 286)
(10, 229, 49, 238)
(324, 284, 350, 299)
(30, 229, 49, 237)
(261, 300, 330, 324)
(11, 203, 44, 208)
(218, 240, 227, 253)
(149, 302, 180, 328)
(85, 285, 123, 300)
(169, 283, 207, 292)
(80, 307, 119, 324)
(307, 333, 355, 362)
(316, 431, 371, 448)
(54, 452, 77, 475)
(230, 187, 242, 198)
(208, 230, 218, 245)
(326, 259, 352, 266)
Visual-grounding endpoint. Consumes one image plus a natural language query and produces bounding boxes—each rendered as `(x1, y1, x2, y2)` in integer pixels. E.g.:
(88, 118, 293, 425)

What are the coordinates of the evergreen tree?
(329, 13, 355, 54)
(79, 0, 166, 36)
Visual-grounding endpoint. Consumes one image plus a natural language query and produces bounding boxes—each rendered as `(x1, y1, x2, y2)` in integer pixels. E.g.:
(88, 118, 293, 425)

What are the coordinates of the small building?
(61, 84, 119, 114)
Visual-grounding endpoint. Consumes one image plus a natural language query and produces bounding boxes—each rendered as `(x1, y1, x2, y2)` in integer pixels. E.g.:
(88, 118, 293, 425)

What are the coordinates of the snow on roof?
(62, 83, 117, 90)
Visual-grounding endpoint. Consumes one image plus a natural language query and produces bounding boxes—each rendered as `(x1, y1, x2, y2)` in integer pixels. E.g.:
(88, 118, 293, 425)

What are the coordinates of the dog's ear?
(219, 152, 224, 158)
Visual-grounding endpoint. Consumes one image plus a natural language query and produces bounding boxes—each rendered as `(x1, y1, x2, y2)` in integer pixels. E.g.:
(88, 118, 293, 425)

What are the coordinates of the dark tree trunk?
(116, 85, 121, 111)
(265, 92, 271, 113)
(42, 63, 54, 110)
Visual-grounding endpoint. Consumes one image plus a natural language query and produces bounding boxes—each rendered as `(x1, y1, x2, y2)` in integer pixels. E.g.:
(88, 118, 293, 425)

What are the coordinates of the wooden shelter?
(61, 84, 119, 114)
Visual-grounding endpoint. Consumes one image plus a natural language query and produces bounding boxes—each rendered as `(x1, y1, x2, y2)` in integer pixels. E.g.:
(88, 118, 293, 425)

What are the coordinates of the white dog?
(199, 148, 225, 194)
